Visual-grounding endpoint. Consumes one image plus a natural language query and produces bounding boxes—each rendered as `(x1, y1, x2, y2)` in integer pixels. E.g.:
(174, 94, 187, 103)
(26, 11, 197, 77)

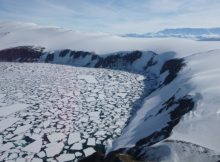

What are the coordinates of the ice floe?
(45, 142, 64, 157)
(22, 139, 42, 153)
(47, 133, 66, 142)
(68, 132, 81, 145)
(0, 104, 29, 117)
(0, 117, 19, 132)
(56, 153, 75, 162)
(78, 75, 98, 83)
(83, 147, 96, 157)
(13, 124, 32, 135)
(71, 143, 83, 150)
(0, 63, 146, 161)
(87, 138, 96, 146)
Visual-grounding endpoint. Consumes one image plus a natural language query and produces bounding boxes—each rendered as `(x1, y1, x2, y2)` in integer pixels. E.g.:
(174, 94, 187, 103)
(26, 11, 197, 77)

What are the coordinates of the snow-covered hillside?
(0, 22, 220, 162)
(107, 50, 220, 162)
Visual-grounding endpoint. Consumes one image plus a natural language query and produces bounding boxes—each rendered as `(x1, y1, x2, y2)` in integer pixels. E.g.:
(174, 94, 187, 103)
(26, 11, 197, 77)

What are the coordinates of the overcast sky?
(0, 0, 220, 34)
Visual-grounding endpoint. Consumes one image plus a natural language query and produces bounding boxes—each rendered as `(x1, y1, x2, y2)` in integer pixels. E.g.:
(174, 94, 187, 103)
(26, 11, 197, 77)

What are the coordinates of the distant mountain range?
(122, 28, 220, 41)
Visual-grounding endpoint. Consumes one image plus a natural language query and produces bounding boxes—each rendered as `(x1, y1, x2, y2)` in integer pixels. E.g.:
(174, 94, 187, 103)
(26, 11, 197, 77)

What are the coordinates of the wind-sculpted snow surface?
(0, 63, 148, 161)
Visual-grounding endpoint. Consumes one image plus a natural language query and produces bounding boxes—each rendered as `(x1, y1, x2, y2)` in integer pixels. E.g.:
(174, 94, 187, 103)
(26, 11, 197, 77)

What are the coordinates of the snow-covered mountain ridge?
(0, 22, 220, 162)
(122, 27, 220, 41)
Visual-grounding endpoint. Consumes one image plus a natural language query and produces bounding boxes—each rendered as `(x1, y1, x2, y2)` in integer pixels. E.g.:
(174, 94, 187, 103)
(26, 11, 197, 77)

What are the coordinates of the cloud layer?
(0, 0, 220, 33)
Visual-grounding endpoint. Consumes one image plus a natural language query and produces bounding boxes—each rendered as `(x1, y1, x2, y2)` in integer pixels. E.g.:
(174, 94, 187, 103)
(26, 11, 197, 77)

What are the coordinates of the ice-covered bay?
(0, 62, 146, 161)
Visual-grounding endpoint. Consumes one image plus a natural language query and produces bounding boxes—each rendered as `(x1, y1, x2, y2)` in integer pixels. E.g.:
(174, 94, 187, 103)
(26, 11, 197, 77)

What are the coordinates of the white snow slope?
(109, 49, 220, 161)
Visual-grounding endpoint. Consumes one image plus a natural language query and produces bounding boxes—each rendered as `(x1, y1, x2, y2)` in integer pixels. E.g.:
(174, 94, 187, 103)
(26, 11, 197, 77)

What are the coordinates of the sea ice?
(47, 133, 66, 142)
(68, 132, 81, 145)
(71, 143, 83, 150)
(22, 139, 42, 153)
(32, 158, 43, 162)
(83, 147, 96, 157)
(95, 130, 106, 136)
(0, 142, 14, 151)
(0, 104, 29, 117)
(0, 117, 19, 132)
(87, 138, 96, 146)
(45, 142, 64, 157)
(14, 124, 32, 135)
(88, 111, 100, 118)
(0, 94, 5, 99)
(78, 75, 98, 83)
(56, 154, 75, 162)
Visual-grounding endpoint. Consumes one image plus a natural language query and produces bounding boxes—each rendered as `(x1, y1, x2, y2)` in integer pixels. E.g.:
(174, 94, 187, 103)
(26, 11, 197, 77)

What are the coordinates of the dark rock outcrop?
(160, 58, 185, 85)
(136, 96, 194, 146)
(95, 51, 142, 68)
(0, 46, 44, 62)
